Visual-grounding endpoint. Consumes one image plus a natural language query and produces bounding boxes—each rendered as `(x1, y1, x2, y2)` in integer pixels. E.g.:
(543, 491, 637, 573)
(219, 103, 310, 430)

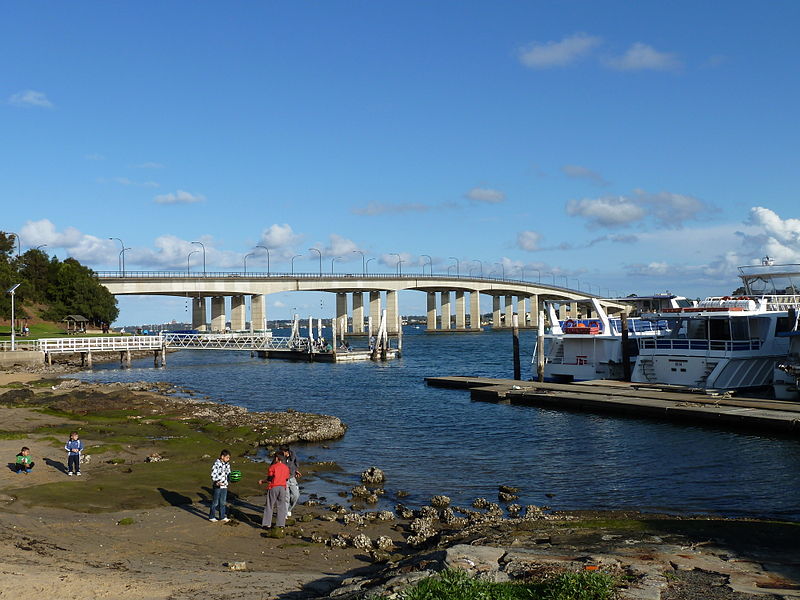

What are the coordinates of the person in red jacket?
(258, 452, 290, 529)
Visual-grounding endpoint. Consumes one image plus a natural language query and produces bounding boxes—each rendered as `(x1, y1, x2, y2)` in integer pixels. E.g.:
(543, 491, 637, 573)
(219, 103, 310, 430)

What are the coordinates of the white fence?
(37, 336, 165, 354)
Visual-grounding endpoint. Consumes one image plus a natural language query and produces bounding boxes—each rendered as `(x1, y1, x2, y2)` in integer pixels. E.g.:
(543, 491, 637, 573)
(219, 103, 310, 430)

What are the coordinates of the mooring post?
(620, 312, 631, 381)
(154, 350, 159, 367)
(536, 309, 545, 382)
(512, 313, 521, 380)
(161, 347, 166, 367)
(86, 351, 92, 368)
(120, 351, 125, 366)
(125, 349, 131, 367)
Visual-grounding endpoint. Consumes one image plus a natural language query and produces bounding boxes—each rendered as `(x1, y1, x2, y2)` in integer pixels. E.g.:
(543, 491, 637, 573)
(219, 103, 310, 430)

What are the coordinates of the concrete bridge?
(97, 271, 628, 334)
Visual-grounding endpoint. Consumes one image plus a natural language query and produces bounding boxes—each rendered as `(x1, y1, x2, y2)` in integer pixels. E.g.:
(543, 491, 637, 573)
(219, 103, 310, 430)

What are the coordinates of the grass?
(0, 430, 29, 440)
(116, 517, 135, 526)
(398, 569, 617, 600)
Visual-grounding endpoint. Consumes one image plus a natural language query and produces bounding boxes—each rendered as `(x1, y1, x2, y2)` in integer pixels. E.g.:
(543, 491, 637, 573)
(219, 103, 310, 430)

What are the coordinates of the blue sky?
(3, 2, 800, 325)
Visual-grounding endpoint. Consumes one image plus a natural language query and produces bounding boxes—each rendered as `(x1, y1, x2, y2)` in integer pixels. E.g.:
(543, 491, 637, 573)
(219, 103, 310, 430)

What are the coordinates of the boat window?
(776, 316, 792, 334)
(676, 299, 693, 308)
(686, 319, 709, 340)
(708, 318, 731, 340)
(748, 317, 768, 341)
(730, 317, 749, 340)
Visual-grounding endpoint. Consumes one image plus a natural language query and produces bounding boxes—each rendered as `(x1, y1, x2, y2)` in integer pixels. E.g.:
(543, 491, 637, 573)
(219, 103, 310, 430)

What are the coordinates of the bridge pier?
(336, 292, 348, 333)
(504, 295, 514, 328)
(251, 294, 267, 332)
(386, 290, 399, 334)
(352, 292, 364, 333)
(192, 297, 207, 332)
(440, 291, 451, 330)
(231, 295, 246, 331)
(470, 290, 481, 329)
(426, 292, 436, 330)
(455, 291, 465, 329)
(368, 291, 381, 337)
(211, 297, 226, 332)
(492, 296, 501, 328)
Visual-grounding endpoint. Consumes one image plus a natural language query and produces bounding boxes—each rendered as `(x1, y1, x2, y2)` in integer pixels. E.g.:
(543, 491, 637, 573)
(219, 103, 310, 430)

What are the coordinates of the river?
(75, 327, 800, 520)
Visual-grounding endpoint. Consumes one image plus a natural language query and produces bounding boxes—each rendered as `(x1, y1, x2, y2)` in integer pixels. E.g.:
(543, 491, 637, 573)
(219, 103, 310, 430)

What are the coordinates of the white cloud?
(273, 300, 286, 308)
(741, 206, 800, 264)
(566, 196, 646, 228)
(562, 164, 609, 186)
(566, 189, 712, 229)
(259, 224, 303, 250)
(465, 187, 506, 204)
(317, 234, 360, 258)
(604, 43, 681, 71)
(352, 201, 431, 216)
(20, 219, 115, 263)
(154, 190, 205, 204)
(519, 33, 602, 69)
(517, 230, 543, 252)
(9, 90, 54, 108)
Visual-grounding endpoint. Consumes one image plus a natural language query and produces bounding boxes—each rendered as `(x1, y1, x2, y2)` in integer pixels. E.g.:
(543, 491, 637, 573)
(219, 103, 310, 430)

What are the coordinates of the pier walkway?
(425, 376, 800, 434)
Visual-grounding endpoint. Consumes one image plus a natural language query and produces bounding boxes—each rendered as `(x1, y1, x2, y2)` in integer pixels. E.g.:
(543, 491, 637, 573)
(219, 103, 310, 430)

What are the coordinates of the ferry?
(631, 258, 800, 394)
(536, 295, 689, 383)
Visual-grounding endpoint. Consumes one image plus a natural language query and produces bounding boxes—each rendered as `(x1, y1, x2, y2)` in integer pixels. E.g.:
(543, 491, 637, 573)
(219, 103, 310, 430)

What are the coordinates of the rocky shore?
(1, 367, 798, 599)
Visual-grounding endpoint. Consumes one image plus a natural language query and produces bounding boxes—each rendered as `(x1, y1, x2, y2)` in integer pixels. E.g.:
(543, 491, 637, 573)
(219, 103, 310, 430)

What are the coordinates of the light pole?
(391, 253, 402, 276)
(243, 252, 255, 274)
(449, 256, 460, 277)
(331, 256, 341, 274)
(473, 260, 483, 278)
(291, 254, 302, 275)
(365, 257, 375, 274)
(571, 277, 580, 290)
(35, 244, 47, 251)
(187, 250, 199, 275)
(532, 268, 541, 282)
(495, 262, 505, 279)
(120, 248, 130, 274)
(353, 250, 366, 276)
(421, 254, 432, 276)
(561, 275, 568, 287)
(256, 245, 271, 275)
(6, 284, 20, 351)
(309, 247, 322, 276)
(191, 241, 206, 275)
(109, 237, 125, 273)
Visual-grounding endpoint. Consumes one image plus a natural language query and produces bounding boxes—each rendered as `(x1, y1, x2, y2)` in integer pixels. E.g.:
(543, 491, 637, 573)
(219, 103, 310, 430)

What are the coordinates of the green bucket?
(229, 470, 242, 482)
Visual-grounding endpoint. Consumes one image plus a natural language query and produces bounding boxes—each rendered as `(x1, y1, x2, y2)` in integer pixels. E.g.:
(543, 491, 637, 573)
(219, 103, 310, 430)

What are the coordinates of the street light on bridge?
(449, 256, 460, 277)
(331, 256, 341, 274)
(256, 245, 271, 275)
(421, 254, 433, 276)
(353, 250, 366, 276)
(187, 250, 199, 275)
(109, 237, 125, 274)
(309, 248, 322, 276)
(291, 254, 302, 275)
(494, 262, 505, 279)
(473, 260, 483, 278)
(365, 257, 375, 274)
(391, 253, 403, 276)
(191, 241, 206, 276)
(243, 252, 255, 274)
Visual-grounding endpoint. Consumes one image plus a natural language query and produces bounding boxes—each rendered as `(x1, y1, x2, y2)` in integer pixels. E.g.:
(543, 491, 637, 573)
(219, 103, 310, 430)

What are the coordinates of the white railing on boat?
(638, 338, 763, 352)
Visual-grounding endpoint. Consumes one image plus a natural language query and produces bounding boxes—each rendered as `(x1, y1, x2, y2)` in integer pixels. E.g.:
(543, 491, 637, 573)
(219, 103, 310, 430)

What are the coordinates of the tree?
(43, 259, 119, 326)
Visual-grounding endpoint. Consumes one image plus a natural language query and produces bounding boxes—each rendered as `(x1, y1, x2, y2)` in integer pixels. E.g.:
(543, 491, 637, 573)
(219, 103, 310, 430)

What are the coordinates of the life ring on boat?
(722, 296, 731, 300)
(564, 320, 576, 328)
(589, 320, 601, 330)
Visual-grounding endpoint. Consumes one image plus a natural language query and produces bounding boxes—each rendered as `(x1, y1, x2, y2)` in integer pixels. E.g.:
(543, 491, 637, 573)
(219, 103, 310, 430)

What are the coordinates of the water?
(75, 327, 800, 520)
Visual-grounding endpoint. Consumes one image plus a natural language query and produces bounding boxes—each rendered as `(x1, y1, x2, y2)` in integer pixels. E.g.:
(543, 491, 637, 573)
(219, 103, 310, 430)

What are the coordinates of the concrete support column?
(570, 301, 578, 319)
(336, 292, 348, 332)
(558, 304, 567, 320)
(386, 290, 399, 334)
(519, 297, 528, 326)
(352, 292, 365, 334)
(251, 294, 267, 331)
(369, 291, 381, 336)
(230, 295, 246, 331)
(505, 295, 514, 328)
(427, 292, 437, 331)
(530, 294, 539, 327)
(455, 291, 466, 329)
(470, 291, 481, 329)
(492, 296, 501, 328)
(192, 297, 207, 332)
(441, 291, 452, 330)
(211, 296, 226, 332)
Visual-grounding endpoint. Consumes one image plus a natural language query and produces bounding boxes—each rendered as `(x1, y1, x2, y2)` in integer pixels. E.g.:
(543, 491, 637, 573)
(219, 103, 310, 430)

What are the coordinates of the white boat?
(631, 258, 800, 393)
(536, 296, 685, 383)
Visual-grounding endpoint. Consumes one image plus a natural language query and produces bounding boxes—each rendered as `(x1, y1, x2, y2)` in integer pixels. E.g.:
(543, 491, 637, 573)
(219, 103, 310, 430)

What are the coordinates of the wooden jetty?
(425, 376, 800, 435)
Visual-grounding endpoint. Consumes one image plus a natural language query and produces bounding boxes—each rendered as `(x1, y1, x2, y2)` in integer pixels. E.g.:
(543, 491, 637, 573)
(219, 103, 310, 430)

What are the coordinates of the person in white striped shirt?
(209, 450, 231, 522)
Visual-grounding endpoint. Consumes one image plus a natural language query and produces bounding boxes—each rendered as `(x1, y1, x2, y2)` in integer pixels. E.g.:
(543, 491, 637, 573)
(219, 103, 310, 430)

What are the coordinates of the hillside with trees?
(0, 231, 118, 327)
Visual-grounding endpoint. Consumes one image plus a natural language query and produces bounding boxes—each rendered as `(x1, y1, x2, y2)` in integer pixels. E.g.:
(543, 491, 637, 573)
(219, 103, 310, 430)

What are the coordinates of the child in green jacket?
(15, 447, 34, 474)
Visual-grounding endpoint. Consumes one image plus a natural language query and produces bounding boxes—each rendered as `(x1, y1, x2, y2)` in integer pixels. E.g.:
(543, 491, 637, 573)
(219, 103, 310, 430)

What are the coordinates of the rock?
(396, 489, 409, 497)
(79, 454, 92, 464)
(351, 485, 371, 498)
(524, 505, 544, 519)
(364, 493, 379, 504)
(145, 453, 164, 463)
(374, 536, 394, 551)
(352, 533, 372, 549)
(368, 549, 392, 563)
(498, 485, 519, 494)
(361, 466, 385, 484)
(395, 503, 414, 519)
(498, 491, 518, 502)
(342, 513, 366, 527)
(472, 497, 490, 509)
(328, 534, 351, 548)
(444, 544, 506, 575)
(507, 504, 522, 517)
(418, 506, 438, 519)
(227, 561, 247, 571)
(430, 495, 451, 508)
(375, 510, 395, 521)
